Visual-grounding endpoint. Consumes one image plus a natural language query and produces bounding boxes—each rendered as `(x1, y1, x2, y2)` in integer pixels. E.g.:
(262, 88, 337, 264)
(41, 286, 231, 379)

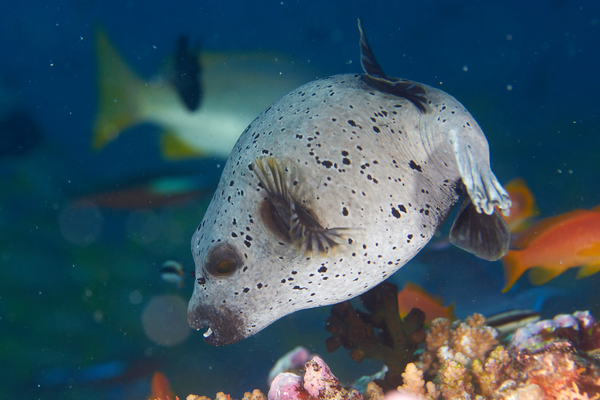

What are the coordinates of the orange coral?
(186, 391, 265, 400)
(365, 381, 384, 400)
(515, 341, 600, 400)
(395, 363, 438, 400)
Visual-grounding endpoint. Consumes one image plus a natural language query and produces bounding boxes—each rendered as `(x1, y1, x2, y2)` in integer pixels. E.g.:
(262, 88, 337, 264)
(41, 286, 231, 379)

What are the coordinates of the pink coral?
(268, 373, 304, 400)
(268, 356, 362, 400)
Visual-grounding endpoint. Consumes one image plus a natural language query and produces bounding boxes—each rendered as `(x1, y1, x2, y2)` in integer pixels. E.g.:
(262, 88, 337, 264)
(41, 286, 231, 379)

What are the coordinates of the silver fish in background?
(92, 26, 316, 160)
(188, 20, 512, 345)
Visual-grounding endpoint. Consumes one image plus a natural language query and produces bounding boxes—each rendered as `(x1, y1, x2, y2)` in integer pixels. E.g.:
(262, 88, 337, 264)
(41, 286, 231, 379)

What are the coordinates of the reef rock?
(269, 356, 362, 400)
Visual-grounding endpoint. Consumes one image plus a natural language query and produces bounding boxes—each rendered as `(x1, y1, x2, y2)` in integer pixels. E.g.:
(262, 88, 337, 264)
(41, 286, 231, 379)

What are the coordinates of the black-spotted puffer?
(188, 21, 511, 345)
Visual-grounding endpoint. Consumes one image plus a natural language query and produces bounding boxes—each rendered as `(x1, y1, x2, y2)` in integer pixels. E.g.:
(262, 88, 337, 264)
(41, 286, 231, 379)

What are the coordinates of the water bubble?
(129, 290, 142, 305)
(141, 294, 190, 346)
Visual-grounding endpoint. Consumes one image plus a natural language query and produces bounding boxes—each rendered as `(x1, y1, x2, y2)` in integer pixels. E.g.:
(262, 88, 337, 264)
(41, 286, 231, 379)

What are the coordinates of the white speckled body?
(188, 71, 507, 345)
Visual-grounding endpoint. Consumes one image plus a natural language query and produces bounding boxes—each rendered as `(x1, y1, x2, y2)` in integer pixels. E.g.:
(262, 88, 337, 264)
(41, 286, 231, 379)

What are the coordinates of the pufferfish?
(188, 20, 512, 345)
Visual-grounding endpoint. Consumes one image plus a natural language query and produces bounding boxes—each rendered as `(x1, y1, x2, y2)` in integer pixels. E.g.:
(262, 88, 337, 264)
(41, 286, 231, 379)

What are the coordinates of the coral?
(325, 282, 426, 390)
(511, 310, 600, 353)
(557, 382, 600, 400)
(400, 363, 426, 396)
(426, 311, 600, 400)
(438, 359, 474, 400)
(450, 314, 498, 362)
(398, 363, 438, 400)
(364, 382, 384, 400)
(186, 390, 266, 400)
(421, 318, 452, 374)
(268, 356, 362, 400)
(471, 346, 511, 398)
(421, 313, 498, 376)
(242, 390, 267, 400)
(514, 341, 600, 400)
(188, 311, 600, 400)
(396, 311, 599, 400)
(268, 346, 313, 385)
(496, 384, 544, 400)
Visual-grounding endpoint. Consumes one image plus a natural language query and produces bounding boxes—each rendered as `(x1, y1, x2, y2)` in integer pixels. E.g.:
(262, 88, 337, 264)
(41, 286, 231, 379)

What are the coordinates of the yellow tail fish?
(92, 26, 316, 160)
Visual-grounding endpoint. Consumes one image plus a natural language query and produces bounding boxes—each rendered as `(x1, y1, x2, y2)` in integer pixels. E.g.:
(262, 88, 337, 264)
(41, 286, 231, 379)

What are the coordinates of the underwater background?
(1, 0, 600, 399)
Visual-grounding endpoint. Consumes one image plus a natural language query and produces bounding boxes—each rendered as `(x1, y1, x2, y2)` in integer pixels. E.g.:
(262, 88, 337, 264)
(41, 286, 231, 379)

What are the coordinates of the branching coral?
(186, 389, 266, 400)
(419, 311, 600, 400)
(380, 311, 600, 400)
(421, 313, 498, 376)
(471, 345, 511, 398)
(325, 282, 426, 390)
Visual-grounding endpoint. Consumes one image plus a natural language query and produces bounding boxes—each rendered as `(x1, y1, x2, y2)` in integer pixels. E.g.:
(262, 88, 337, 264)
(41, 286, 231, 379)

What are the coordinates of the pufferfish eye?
(206, 243, 242, 277)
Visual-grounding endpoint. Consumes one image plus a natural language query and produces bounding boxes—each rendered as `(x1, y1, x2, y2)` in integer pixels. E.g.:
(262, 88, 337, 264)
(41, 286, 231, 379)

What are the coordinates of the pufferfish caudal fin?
(450, 195, 511, 261)
(357, 19, 429, 113)
(252, 157, 351, 256)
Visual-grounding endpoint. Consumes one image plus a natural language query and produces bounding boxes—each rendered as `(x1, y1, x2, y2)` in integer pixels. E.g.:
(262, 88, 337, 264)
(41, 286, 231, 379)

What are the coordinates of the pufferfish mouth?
(187, 303, 247, 346)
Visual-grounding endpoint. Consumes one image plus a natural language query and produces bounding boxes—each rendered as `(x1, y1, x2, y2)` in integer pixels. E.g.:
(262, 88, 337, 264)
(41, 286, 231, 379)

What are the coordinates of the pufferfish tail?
(501, 250, 527, 292)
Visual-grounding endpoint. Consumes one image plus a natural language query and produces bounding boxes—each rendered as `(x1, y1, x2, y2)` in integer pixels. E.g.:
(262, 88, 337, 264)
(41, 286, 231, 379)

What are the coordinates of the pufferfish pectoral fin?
(449, 195, 511, 261)
(357, 19, 429, 113)
(449, 129, 512, 217)
(253, 156, 351, 257)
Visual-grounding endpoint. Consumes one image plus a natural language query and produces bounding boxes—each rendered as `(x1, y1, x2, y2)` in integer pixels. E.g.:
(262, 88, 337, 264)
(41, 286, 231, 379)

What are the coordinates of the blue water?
(1, 1, 599, 399)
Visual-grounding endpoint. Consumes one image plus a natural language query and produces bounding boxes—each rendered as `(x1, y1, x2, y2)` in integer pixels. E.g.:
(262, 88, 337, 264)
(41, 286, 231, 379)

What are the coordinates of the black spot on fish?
(318, 266, 327, 273)
(243, 287, 250, 293)
(342, 207, 349, 216)
(322, 160, 333, 168)
(409, 160, 422, 172)
(391, 207, 401, 219)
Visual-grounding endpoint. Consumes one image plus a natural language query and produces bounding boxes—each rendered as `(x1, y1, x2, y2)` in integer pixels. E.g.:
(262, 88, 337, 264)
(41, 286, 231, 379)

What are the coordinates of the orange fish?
(397, 282, 455, 324)
(501, 205, 600, 292)
(150, 371, 177, 400)
(499, 178, 539, 233)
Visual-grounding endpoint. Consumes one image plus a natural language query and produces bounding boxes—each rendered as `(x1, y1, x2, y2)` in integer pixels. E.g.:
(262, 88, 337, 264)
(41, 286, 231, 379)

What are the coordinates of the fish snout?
(187, 301, 247, 346)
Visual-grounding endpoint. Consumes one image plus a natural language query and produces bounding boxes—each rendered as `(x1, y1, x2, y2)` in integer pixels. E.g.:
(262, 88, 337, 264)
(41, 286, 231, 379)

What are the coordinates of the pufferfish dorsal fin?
(449, 195, 511, 261)
(357, 19, 429, 114)
(252, 157, 350, 257)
